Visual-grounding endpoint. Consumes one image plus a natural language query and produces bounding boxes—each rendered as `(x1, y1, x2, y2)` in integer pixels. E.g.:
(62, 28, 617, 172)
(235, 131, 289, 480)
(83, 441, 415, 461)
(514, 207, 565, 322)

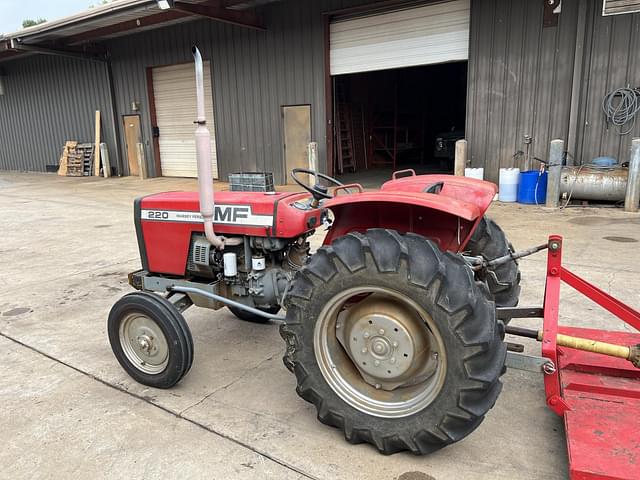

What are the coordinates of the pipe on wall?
(105, 57, 123, 176)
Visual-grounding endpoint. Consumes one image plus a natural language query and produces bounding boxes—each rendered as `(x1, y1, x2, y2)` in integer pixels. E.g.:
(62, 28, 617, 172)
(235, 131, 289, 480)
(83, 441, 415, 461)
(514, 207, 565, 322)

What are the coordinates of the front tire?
(281, 229, 506, 455)
(108, 292, 194, 388)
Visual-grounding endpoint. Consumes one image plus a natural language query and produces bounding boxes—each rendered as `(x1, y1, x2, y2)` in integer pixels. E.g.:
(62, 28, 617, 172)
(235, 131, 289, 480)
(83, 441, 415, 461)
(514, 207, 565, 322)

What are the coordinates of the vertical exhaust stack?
(192, 46, 224, 249)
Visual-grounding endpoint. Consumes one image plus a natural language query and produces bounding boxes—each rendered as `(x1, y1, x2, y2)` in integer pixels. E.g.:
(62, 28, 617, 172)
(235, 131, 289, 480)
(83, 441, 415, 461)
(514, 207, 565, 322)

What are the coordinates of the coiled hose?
(602, 87, 640, 135)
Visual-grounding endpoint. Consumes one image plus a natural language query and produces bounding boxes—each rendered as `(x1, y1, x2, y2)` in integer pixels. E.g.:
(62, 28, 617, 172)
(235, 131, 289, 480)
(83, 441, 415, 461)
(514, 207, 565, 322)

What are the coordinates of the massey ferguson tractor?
(110, 48, 640, 476)
(108, 47, 519, 455)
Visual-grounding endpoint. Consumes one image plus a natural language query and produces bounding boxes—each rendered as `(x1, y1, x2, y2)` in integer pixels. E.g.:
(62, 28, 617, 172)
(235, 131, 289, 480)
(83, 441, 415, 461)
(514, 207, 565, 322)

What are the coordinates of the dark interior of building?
(334, 61, 467, 186)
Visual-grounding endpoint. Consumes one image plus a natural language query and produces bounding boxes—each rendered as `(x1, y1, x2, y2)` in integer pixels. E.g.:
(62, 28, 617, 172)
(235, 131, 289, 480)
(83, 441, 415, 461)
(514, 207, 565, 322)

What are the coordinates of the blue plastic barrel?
(591, 156, 617, 167)
(517, 170, 548, 204)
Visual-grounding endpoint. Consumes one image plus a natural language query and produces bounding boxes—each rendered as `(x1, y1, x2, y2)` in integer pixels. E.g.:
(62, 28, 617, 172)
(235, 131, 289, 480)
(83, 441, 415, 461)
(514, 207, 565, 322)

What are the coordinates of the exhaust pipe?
(192, 46, 224, 249)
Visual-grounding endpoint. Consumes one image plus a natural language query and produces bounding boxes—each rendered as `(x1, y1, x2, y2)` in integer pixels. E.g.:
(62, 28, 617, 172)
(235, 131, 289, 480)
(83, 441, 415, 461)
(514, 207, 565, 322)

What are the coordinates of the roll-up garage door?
(330, 0, 470, 76)
(153, 61, 218, 178)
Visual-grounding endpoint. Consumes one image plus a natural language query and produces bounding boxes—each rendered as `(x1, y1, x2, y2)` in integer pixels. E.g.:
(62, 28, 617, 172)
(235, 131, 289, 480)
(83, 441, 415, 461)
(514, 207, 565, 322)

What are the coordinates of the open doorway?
(333, 61, 467, 187)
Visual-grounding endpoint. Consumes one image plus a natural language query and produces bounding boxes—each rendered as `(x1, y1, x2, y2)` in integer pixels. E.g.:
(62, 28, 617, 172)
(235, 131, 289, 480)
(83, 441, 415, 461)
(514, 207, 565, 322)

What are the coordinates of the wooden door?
(123, 115, 141, 176)
(283, 105, 311, 185)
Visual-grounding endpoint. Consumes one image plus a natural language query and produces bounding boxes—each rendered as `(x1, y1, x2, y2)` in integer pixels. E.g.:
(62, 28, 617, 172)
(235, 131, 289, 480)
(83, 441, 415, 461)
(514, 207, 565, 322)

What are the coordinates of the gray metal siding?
(575, 1, 640, 164)
(0, 55, 115, 172)
(106, 0, 368, 182)
(466, 0, 579, 182)
(7, 0, 638, 184)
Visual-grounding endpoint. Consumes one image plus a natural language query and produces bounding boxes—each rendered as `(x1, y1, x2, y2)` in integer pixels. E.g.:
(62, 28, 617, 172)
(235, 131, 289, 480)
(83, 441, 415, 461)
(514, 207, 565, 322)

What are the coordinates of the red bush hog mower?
(109, 49, 640, 472)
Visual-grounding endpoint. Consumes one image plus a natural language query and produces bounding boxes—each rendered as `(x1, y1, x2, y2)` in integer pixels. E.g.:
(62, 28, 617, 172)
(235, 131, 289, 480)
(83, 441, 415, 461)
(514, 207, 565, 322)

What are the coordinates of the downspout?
(105, 54, 124, 175)
(192, 46, 224, 250)
(566, 0, 588, 165)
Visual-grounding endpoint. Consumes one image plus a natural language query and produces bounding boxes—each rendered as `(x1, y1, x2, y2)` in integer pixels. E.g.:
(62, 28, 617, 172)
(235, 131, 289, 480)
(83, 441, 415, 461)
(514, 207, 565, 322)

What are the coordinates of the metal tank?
(560, 166, 628, 202)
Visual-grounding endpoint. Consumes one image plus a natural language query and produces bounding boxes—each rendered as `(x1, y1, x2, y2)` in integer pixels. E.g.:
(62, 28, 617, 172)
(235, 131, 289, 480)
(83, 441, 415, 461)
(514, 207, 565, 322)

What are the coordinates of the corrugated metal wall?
(0, 54, 115, 172)
(106, 0, 369, 182)
(575, 1, 640, 164)
(3, 0, 638, 182)
(466, 0, 580, 182)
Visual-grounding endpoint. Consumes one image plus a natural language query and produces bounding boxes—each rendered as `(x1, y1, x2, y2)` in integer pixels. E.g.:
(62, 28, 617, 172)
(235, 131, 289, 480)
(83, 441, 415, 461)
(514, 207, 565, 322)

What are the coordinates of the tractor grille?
(193, 242, 210, 266)
(189, 236, 212, 268)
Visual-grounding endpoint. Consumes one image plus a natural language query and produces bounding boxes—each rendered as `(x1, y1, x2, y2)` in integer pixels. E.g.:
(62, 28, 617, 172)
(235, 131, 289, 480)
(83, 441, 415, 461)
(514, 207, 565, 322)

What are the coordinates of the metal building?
(0, 0, 639, 184)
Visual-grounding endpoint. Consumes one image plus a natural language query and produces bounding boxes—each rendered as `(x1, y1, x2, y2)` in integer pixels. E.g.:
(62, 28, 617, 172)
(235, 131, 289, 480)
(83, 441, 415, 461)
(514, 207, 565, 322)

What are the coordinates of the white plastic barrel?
(465, 168, 484, 180)
(498, 168, 520, 202)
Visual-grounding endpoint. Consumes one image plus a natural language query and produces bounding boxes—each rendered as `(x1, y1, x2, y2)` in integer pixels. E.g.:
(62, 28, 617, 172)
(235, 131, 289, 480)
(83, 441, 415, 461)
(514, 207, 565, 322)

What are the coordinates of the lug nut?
(392, 341, 398, 348)
(361, 348, 367, 354)
(379, 329, 385, 335)
(390, 357, 396, 364)
(364, 332, 370, 339)
(374, 360, 380, 366)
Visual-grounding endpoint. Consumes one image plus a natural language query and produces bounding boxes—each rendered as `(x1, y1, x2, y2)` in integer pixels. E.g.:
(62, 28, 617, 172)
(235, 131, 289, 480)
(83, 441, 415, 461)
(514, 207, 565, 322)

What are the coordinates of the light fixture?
(156, 0, 175, 10)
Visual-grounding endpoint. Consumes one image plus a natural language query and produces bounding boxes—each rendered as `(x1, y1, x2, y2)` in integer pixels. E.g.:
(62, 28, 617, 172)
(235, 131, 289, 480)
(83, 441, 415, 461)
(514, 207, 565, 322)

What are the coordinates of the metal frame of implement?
(503, 235, 640, 480)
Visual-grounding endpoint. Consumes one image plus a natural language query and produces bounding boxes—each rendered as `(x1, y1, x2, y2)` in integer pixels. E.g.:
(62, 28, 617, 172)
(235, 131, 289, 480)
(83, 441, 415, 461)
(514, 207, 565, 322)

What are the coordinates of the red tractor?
(108, 48, 520, 455)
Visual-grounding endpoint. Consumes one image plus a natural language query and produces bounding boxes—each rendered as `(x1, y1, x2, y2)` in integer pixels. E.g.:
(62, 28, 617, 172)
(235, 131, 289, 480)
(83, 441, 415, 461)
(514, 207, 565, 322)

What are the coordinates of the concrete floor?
(1, 172, 639, 480)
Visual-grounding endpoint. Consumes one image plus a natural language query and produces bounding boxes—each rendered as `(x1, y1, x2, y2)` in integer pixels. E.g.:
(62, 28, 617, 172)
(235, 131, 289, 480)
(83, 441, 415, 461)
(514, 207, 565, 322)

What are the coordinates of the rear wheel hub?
(316, 288, 447, 418)
(336, 295, 439, 391)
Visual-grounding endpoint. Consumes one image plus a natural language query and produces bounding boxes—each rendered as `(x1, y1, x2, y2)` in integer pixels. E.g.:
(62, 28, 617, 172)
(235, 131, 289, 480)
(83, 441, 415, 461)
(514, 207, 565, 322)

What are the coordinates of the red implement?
(541, 236, 640, 480)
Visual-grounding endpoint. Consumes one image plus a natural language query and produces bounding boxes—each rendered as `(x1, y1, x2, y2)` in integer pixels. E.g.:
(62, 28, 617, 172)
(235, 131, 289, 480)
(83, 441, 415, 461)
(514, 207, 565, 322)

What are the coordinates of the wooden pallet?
(58, 142, 94, 177)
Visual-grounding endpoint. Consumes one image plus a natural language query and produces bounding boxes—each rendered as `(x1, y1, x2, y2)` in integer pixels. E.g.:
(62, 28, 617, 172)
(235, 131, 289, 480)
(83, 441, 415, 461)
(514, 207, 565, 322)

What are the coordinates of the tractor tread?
(280, 229, 506, 455)
(467, 217, 521, 313)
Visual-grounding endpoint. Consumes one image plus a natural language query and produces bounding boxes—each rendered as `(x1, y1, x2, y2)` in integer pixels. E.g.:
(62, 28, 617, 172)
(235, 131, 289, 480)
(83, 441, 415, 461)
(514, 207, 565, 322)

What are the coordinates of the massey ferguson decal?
(141, 205, 273, 227)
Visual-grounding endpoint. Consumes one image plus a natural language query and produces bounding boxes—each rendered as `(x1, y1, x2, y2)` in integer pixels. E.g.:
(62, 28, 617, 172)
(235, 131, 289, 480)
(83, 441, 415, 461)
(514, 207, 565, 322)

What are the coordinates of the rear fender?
(322, 192, 485, 252)
(381, 174, 496, 213)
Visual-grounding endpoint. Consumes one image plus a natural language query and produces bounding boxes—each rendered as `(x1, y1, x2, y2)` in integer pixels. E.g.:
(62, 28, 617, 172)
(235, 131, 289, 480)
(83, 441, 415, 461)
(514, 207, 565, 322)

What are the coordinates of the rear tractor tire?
(108, 291, 194, 389)
(467, 216, 521, 311)
(280, 229, 506, 455)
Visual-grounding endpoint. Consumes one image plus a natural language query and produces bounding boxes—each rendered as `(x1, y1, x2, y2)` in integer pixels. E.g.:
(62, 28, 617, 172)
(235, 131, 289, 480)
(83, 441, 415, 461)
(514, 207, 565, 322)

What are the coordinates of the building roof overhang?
(0, 0, 280, 63)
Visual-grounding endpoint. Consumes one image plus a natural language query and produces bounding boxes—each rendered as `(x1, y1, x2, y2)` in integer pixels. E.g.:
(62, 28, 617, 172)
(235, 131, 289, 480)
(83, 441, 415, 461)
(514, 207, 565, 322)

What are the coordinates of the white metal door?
(153, 61, 218, 178)
(330, 0, 470, 76)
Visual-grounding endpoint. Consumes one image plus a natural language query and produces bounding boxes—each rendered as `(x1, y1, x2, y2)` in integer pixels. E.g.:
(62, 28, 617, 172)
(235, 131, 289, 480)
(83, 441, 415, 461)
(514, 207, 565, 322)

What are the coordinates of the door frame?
(322, 0, 464, 176)
(146, 58, 219, 178)
(146, 67, 162, 177)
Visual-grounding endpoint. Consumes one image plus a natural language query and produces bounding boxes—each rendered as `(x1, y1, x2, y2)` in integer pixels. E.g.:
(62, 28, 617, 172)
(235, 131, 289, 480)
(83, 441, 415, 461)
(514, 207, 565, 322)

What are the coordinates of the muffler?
(192, 46, 224, 249)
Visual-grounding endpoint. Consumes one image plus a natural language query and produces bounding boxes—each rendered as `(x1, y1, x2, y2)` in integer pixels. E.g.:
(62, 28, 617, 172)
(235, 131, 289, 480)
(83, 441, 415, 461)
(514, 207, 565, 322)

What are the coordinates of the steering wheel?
(291, 168, 344, 201)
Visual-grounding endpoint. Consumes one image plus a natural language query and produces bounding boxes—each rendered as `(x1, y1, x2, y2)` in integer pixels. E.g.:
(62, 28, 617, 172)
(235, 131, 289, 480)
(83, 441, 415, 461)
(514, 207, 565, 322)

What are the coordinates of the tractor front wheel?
(281, 229, 506, 454)
(108, 292, 194, 388)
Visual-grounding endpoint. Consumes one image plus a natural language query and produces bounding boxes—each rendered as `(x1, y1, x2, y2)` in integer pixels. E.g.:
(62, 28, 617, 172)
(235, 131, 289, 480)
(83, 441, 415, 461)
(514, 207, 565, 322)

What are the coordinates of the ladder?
(335, 82, 355, 174)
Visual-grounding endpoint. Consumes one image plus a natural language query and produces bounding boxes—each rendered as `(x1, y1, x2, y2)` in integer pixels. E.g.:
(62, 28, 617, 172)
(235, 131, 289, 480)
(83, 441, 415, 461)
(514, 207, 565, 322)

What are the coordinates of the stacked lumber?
(57, 141, 77, 176)
(77, 143, 95, 176)
(56, 112, 103, 177)
(57, 142, 94, 177)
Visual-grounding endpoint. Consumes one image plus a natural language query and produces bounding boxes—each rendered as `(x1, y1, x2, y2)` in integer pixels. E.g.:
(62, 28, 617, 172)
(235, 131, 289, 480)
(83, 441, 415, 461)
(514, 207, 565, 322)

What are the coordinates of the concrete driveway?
(1, 172, 639, 480)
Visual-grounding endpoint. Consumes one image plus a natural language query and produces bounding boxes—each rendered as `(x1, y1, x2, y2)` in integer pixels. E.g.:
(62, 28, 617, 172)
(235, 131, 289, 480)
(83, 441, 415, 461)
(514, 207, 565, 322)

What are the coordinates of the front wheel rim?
(314, 286, 447, 418)
(118, 312, 169, 375)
